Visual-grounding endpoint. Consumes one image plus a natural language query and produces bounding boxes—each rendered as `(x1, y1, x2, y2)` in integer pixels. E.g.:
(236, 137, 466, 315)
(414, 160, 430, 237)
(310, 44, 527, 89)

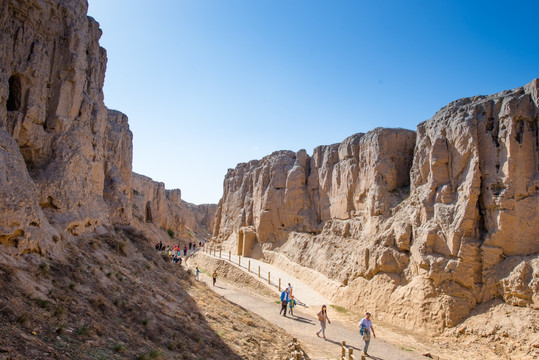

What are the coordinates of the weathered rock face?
(0, 0, 130, 253)
(0, 0, 211, 256)
(401, 79, 539, 328)
(0, 127, 59, 255)
(214, 128, 416, 247)
(132, 173, 216, 242)
(213, 80, 539, 334)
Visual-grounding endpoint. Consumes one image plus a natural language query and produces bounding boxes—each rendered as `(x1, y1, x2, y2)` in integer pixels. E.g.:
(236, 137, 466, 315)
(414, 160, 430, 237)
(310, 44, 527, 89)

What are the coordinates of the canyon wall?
(213, 80, 539, 334)
(214, 128, 416, 245)
(0, 0, 214, 257)
(132, 173, 216, 242)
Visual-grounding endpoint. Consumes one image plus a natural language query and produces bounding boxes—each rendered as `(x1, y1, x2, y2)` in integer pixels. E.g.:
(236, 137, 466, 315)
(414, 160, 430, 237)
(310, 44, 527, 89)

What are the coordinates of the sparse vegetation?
(38, 262, 50, 277)
(34, 298, 51, 309)
(113, 343, 126, 353)
(75, 325, 90, 336)
(0, 227, 292, 359)
(53, 306, 65, 317)
(167, 228, 175, 238)
(330, 304, 348, 313)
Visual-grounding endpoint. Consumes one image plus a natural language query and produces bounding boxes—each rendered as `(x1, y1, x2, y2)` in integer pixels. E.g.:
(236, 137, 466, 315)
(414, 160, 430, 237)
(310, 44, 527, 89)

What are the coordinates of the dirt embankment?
(188, 253, 277, 299)
(0, 227, 292, 359)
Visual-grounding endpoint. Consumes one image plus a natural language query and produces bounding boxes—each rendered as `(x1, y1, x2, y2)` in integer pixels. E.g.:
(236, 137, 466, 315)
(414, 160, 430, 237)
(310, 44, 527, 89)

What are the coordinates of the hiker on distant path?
(279, 290, 290, 316)
(359, 312, 376, 357)
(286, 283, 293, 297)
(288, 295, 296, 316)
(183, 246, 187, 256)
(315, 305, 331, 339)
(212, 271, 217, 286)
(195, 267, 200, 281)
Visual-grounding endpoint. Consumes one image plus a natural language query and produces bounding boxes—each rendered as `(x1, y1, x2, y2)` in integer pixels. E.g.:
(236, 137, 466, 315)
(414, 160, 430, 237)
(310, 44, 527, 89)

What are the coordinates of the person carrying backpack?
(359, 312, 376, 357)
(279, 290, 289, 316)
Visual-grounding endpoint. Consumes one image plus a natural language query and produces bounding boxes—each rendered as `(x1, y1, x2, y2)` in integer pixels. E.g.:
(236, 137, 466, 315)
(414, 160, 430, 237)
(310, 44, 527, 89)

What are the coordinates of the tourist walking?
(286, 283, 293, 297)
(359, 312, 376, 357)
(288, 295, 296, 316)
(195, 267, 200, 281)
(279, 290, 289, 316)
(315, 305, 331, 339)
(212, 270, 217, 286)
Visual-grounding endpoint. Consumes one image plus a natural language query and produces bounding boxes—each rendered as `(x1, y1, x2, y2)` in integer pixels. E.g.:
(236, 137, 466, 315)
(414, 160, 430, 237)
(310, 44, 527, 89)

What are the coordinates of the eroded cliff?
(0, 0, 215, 254)
(132, 173, 216, 243)
(213, 80, 539, 339)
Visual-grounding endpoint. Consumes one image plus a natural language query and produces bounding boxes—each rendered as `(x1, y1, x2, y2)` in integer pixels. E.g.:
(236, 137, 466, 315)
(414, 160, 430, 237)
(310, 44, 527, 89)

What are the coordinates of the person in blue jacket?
(279, 289, 290, 316)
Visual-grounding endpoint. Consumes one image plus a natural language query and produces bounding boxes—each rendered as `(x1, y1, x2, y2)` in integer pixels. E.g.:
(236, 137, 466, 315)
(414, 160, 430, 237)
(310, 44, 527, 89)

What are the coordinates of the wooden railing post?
(268, 272, 270, 284)
(238, 255, 241, 266)
(348, 348, 354, 359)
(258, 266, 260, 278)
(279, 278, 281, 292)
(219, 249, 221, 258)
(228, 251, 231, 261)
(248, 260, 251, 272)
(342, 341, 346, 358)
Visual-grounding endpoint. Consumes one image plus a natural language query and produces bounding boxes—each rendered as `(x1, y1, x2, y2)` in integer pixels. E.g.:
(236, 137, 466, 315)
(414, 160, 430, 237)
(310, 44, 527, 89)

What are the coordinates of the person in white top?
(286, 283, 293, 296)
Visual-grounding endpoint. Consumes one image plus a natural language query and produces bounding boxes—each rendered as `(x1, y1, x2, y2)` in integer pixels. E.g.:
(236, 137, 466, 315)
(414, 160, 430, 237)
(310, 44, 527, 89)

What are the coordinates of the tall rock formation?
(131, 173, 216, 242)
(0, 0, 132, 255)
(0, 0, 215, 256)
(213, 80, 539, 334)
(214, 128, 416, 252)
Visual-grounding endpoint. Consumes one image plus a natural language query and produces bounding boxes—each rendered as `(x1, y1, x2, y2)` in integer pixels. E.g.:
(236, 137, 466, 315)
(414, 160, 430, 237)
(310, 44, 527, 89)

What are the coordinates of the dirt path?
(189, 252, 427, 360)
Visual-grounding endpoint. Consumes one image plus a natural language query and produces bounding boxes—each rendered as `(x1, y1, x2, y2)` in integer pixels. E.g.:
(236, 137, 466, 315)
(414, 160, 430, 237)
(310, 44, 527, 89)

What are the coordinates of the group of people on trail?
(154, 239, 206, 264)
(279, 283, 296, 317)
(155, 242, 184, 264)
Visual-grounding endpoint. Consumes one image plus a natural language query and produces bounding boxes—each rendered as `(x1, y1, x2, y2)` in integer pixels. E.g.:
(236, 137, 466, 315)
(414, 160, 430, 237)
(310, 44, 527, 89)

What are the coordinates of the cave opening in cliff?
(237, 230, 244, 256)
(145, 202, 153, 223)
(7, 75, 22, 112)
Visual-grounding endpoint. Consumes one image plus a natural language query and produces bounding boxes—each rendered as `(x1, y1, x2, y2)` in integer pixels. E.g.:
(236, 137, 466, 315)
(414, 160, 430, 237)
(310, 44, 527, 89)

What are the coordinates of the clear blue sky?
(87, 0, 538, 205)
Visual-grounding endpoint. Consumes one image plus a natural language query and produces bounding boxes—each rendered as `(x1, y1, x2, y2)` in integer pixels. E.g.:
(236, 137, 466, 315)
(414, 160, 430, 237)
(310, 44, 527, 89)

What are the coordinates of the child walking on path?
(195, 267, 200, 281)
(288, 295, 296, 316)
(212, 271, 217, 286)
(315, 305, 331, 339)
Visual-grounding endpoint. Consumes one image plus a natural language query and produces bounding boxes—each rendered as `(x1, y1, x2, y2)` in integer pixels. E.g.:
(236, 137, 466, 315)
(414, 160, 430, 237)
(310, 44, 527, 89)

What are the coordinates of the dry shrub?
(89, 294, 108, 313)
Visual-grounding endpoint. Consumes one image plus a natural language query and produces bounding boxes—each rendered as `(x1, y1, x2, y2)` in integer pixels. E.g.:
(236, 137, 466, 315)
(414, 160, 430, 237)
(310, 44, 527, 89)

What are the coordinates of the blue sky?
(87, 0, 539, 204)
